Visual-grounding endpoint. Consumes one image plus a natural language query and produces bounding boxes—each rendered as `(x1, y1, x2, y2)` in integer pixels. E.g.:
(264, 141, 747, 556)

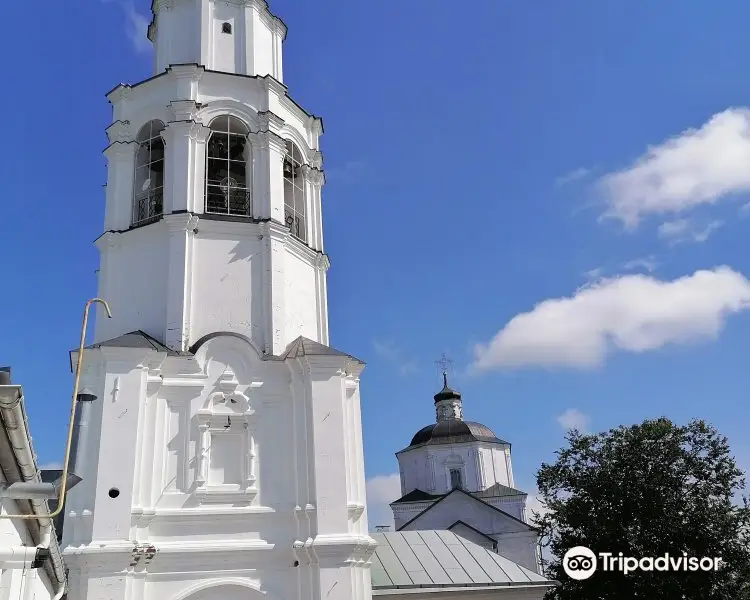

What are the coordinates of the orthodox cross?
(435, 353, 453, 386)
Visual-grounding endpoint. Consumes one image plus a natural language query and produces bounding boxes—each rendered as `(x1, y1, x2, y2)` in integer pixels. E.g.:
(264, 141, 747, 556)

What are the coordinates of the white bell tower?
(62, 2, 375, 600)
(95, 0, 328, 355)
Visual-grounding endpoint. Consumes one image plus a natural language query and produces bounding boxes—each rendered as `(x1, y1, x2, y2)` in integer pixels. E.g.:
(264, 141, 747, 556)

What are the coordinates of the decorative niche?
(194, 368, 261, 503)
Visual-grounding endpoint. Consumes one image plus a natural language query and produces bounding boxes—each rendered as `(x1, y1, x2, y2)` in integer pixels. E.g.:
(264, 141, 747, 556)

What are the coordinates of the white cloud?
(373, 340, 418, 376)
(739, 202, 750, 217)
(598, 108, 750, 228)
(622, 256, 659, 273)
(472, 267, 750, 371)
(556, 409, 590, 432)
(658, 218, 723, 245)
(555, 167, 592, 187)
(366, 473, 401, 531)
(102, 0, 151, 54)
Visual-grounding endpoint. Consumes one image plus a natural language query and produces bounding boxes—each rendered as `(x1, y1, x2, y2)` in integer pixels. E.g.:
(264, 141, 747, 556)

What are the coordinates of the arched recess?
(283, 139, 306, 241)
(205, 115, 252, 216)
(173, 581, 266, 600)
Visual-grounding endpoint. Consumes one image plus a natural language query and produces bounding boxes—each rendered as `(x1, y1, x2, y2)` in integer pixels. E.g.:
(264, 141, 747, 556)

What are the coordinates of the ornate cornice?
(302, 166, 325, 186)
(309, 150, 323, 169)
(169, 100, 201, 122)
(106, 120, 132, 144)
(248, 129, 287, 155)
(106, 84, 131, 106)
(161, 121, 211, 144)
(256, 110, 285, 132)
(103, 140, 138, 160)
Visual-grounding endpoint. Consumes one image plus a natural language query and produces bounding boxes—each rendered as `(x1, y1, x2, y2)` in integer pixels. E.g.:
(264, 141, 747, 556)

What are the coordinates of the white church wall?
(282, 244, 321, 345)
(189, 224, 265, 347)
(398, 494, 539, 574)
(449, 522, 496, 551)
(483, 446, 513, 489)
(94, 228, 169, 344)
(491, 530, 541, 575)
(483, 495, 527, 522)
(151, 0, 285, 80)
(210, 1, 243, 73)
(398, 442, 514, 497)
(391, 501, 434, 530)
(153, 2, 198, 74)
(64, 334, 375, 600)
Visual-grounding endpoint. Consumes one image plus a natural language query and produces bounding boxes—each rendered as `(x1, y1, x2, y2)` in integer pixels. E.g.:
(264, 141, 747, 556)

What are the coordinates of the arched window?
(206, 116, 251, 216)
(133, 120, 165, 225)
(283, 140, 306, 242)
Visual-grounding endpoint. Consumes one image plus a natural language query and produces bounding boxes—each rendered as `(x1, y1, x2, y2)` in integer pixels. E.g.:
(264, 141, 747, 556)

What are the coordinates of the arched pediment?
(280, 125, 315, 165)
(197, 100, 260, 133)
(173, 580, 266, 600)
(192, 332, 265, 383)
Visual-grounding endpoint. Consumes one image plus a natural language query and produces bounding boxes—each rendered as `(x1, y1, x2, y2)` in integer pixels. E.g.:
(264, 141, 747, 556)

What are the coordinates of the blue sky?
(2, 0, 750, 527)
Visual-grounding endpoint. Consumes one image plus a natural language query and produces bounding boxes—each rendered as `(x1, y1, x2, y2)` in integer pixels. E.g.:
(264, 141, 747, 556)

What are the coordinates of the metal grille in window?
(206, 116, 251, 216)
(449, 468, 463, 490)
(283, 140, 306, 242)
(133, 120, 166, 226)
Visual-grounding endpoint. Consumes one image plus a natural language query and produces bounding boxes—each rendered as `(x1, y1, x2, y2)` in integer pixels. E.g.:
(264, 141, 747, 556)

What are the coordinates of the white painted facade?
(398, 442, 517, 499)
(63, 1, 375, 599)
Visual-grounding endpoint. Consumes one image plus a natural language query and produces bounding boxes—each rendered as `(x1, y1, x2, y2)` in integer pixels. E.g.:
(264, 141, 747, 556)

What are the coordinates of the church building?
(390, 375, 541, 574)
(50, 1, 556, 599)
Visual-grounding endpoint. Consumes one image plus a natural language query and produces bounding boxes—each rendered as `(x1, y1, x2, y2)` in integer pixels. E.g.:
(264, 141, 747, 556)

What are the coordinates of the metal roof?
(370, 530, 554, 593)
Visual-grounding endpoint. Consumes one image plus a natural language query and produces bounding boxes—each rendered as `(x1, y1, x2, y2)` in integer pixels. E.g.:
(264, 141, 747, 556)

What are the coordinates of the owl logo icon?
(563, 546, 597, 580)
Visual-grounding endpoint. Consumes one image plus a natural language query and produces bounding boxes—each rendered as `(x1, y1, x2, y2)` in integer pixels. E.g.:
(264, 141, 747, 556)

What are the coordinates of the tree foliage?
(535, 418, 750, 599)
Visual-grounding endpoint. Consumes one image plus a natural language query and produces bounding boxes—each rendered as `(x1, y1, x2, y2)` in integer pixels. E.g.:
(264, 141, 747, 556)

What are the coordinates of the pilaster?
(164, 213, 199, 351)
(161, 120, 211, 214)
(103, 141, 138, 231)
(266, 221, 289, 354)
(248, 128, 286, 221)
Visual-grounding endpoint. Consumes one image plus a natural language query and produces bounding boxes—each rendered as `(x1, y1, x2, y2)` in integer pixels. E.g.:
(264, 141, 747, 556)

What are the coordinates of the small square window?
(222, 22, 232, 34)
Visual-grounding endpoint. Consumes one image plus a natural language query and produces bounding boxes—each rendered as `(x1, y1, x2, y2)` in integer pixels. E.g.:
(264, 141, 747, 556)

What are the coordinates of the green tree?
(535, 418, 750, 599)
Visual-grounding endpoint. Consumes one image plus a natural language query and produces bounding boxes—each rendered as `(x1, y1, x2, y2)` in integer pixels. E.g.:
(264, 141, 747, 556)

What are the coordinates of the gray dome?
(408, 420, 507, 448)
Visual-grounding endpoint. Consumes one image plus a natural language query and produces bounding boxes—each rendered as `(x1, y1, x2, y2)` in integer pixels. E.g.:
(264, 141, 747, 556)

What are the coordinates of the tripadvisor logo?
(562, 546, 723, 580)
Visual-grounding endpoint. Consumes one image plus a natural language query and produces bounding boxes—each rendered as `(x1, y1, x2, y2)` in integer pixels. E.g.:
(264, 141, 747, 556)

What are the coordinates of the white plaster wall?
(211, 2, 243, 73)
(283, 247, 320, 344)
(64, 336, 374, 600)
(484, 496, 526, 522)
(94, 227, 169, 345)
(151, 0, 284, 80)
(189, 230, 264, 346)
(398, 442, 513, 497)
(101, 68, 327, 354)
(490, 531, 540, 575)
(398, 494, 539, 572)
(449, 522, 495, 551)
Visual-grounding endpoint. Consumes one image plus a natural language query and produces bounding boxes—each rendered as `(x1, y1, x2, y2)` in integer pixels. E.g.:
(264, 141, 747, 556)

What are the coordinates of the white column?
(163, 213, 197, 351)
(103, 141, 138, 231)
(161, 120, 211, 214)
(196, 423, 210, 485)
(247, 131, 269, 219)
